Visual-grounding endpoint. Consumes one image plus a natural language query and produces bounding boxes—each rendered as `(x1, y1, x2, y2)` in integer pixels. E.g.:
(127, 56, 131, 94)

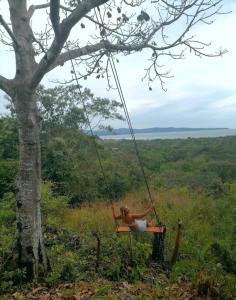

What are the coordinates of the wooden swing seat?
(116, 225, 165, 233)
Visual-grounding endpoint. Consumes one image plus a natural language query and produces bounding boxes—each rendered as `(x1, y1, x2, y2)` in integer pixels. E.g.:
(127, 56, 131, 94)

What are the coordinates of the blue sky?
(0, 0, 236, 128)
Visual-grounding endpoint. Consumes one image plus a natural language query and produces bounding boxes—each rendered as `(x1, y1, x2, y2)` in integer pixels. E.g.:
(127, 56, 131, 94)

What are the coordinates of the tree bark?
(14, 90, 47, 281)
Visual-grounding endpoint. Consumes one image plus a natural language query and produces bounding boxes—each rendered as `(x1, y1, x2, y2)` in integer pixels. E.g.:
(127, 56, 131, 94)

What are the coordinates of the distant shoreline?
(100, 128, 235, 140)
(95, 127, 229, 136)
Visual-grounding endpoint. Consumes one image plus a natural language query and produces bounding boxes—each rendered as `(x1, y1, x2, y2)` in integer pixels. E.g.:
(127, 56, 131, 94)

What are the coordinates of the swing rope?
(65, 6, 161, 225)
(95, 8, 160, 224)
(66, 42, 119, 228)
(66, 42, 106, 181)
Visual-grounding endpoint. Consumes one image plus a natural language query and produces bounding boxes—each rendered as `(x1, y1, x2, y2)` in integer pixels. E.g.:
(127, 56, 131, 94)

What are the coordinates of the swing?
(66, 8, 169, 262)
(116, 226, 165, 233)
(112, 204, 165, 234)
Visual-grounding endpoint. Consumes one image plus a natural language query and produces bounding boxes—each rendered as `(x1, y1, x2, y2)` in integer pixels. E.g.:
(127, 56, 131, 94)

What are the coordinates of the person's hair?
(120, 206, 130, 217)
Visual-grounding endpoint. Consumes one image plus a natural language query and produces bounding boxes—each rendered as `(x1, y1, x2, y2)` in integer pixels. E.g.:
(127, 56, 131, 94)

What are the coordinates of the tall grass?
(2, 182, 236, 295)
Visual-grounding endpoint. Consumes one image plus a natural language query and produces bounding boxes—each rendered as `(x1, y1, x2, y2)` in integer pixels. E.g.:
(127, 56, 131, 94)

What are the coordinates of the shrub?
(0, 161, 17, 198)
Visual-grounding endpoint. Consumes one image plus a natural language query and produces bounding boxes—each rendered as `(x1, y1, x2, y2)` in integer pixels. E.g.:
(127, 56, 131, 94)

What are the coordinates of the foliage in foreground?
(1, 183, 236, 297)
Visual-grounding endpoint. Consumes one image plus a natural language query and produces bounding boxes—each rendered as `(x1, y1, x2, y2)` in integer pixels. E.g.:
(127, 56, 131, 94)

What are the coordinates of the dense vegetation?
(1, 87, 236, 298)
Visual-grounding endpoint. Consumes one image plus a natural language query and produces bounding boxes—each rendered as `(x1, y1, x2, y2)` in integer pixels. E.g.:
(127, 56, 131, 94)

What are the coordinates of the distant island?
(94, 127, 229, 136)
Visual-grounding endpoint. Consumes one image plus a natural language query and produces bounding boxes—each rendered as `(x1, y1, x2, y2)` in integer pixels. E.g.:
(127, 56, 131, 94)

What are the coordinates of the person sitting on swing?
(112, 204, 154, 232)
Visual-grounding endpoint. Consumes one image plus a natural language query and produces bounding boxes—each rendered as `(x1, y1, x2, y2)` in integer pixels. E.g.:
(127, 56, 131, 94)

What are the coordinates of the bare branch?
(30, 0, 109, 89)
(59, 5, 73, 13)
(28, 3, 73, 19)
(123, 0, 145, 7)
(28, 3, 50, 19)
(50, 42, 105, 70)
(32, 35, 46, 54)
(50, 0, 61, 40)
(85, 14, 142, 39)
(0, 75, 12, 95)
(0, 14, 18, 48)
(49, 1, 198, 70)
(50, 22, 225, 72)
(29, 0, 226, 90)
(61, 0, 108, 30)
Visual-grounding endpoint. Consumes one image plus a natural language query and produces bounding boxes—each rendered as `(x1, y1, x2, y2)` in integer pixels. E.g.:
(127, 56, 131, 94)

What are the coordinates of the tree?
(37, 84, 124, 131)
(0, 0, 226, 280)
(37, 84, 124, 201)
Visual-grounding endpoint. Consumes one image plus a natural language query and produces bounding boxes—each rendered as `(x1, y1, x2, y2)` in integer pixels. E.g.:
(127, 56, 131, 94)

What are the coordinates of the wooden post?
(152, 225, 166, 262)
(171, 220, 183, 265)
(93, 232, 101, 271)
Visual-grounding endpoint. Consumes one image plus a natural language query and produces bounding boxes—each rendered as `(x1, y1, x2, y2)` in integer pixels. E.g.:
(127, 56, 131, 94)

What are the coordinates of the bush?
(97, 173, 129, 200)
(0, 192, 15, 281)
(0, 160, 17, 198)
(41, 182, 69, 227)
(210, 242, 236, 274)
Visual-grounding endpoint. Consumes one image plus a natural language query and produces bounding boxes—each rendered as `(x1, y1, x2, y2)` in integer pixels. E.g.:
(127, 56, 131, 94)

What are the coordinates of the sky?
(0, 0, 236, 129)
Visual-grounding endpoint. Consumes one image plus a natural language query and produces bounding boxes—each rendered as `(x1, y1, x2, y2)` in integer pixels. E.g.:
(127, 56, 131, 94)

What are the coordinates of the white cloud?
(212, 94, 236, 111)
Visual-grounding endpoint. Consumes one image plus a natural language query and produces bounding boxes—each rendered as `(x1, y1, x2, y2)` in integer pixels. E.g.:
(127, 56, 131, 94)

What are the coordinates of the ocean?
(101, 129, 236, 140)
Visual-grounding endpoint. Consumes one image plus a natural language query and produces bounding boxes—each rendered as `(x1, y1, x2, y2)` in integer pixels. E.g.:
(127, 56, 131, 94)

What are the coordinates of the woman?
(112, 204, 154, 232)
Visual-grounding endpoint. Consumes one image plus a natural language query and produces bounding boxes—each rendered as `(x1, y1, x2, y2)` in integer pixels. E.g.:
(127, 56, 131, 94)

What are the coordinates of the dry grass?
(61, 186, 218, 263)
(62, 188, 192, 245)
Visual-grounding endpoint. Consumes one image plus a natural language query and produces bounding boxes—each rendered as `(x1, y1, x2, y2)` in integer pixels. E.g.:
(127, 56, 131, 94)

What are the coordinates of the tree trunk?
(14, 91, 47, 281)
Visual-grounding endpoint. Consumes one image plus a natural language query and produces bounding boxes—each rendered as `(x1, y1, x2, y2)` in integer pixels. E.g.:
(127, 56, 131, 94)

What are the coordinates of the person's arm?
(132, 205, 154, 219)
(112, 205, 121, 220)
